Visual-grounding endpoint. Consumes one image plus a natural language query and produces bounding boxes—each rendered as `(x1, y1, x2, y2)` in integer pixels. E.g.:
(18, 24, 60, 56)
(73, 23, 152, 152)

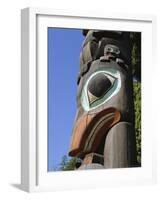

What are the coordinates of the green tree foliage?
(59, 155, 78, 171)
(133, 82, 141, 165)
(131, 32, 141, 165)
(130, 32, 141, 81)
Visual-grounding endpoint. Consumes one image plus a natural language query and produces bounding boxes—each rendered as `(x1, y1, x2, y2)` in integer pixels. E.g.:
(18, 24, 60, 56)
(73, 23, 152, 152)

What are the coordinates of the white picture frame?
(21, 7, 156, 192)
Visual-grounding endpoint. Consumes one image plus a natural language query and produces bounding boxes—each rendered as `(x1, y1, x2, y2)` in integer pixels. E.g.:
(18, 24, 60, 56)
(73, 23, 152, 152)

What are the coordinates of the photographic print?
(21, 8, 155, 191)
(47, 28, 141, 172)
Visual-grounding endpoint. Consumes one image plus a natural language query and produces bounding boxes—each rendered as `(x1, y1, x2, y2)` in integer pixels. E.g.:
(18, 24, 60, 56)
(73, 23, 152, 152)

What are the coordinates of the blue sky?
(48, 28, 84, 171)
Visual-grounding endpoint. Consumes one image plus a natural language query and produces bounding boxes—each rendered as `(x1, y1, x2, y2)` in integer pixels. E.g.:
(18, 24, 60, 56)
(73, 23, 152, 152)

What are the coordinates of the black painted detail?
(88, 73, 112, 98)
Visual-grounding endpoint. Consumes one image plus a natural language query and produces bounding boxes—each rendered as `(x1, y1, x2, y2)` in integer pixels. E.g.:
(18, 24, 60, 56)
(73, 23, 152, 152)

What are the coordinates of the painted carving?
(69, 30, 137, 169)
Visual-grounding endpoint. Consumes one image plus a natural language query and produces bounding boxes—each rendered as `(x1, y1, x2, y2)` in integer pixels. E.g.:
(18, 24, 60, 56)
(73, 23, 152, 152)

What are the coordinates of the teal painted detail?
(81, 68, 121, 111)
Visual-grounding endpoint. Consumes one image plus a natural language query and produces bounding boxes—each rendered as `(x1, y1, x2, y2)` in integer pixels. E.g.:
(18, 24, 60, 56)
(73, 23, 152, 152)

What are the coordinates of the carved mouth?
(69, 107, 121, 157)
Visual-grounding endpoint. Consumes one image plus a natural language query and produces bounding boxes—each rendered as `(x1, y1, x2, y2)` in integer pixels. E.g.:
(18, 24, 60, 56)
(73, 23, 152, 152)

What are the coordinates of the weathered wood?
(69, 30, 137, 169)
(104, 122, 137, 168)
(82, 153, 104, 165)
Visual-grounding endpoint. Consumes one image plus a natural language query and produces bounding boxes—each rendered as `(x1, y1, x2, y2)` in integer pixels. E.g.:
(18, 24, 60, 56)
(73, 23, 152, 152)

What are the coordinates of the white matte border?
(21, 7, 156, 192)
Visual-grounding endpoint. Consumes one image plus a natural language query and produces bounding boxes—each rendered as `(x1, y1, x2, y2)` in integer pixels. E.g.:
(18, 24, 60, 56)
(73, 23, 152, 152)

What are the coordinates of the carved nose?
(87, 73, 112, 98)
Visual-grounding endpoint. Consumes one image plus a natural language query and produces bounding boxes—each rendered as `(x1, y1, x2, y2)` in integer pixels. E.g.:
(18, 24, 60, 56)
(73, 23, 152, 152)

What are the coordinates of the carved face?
(69, 30, 134, 158)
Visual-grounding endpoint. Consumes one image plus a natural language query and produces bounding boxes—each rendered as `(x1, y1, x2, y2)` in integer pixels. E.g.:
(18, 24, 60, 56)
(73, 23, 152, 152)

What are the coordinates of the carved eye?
(114, 49, 120, 55)
(81, 69, 121, 111)
(104, 44, 120, 55)
(87, 73, 115, 105)
(106, 47, 113, 52)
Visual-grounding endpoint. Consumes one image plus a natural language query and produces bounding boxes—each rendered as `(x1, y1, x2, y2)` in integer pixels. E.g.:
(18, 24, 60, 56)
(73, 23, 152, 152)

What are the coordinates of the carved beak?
(69, 107, 121, 158)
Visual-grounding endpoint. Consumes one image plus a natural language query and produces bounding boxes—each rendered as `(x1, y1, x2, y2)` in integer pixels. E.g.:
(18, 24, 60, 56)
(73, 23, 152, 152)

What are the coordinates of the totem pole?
(69, 30, 137, 169)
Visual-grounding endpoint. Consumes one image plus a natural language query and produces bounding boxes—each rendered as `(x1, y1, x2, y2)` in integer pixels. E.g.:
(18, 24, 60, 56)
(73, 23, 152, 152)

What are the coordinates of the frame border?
(21, 7, 156, 192)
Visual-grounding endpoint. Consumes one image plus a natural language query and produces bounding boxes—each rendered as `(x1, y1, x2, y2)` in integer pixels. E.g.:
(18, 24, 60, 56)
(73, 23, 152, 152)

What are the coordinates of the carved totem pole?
(69, 30, 137, 169)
